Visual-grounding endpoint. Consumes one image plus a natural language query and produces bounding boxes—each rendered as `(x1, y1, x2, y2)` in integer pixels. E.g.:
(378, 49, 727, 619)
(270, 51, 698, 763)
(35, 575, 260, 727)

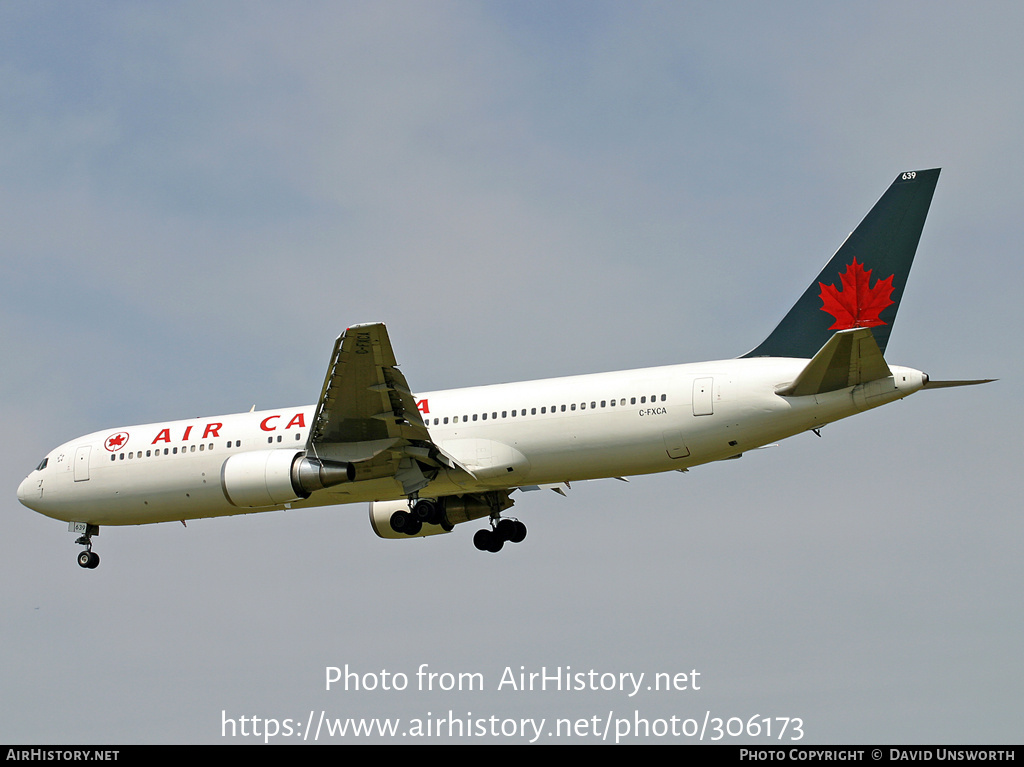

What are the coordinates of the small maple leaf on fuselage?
(818, 258, 895, 330)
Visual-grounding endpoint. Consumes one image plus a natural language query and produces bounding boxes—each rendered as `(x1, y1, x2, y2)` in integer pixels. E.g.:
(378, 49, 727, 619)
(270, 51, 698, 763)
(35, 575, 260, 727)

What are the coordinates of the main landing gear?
(389, 498, 453, 537)
(386, 494, 527, 553)
(473, 518, 527, 554)
(73, 523, 100, 569)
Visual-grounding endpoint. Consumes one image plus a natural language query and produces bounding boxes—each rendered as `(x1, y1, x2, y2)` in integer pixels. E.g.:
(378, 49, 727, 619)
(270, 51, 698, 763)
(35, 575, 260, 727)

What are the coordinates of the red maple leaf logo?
(104, 432, 129, 452)
(818, 258, 895, 330)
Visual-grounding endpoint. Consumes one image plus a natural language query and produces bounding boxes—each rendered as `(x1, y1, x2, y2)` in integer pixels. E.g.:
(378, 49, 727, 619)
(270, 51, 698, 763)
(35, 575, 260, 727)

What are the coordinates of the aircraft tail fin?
(743, 169, 940, 359)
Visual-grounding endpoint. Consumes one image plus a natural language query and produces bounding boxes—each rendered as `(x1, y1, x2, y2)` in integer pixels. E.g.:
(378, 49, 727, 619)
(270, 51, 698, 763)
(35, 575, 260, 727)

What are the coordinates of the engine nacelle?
(368, 493, 511, 539)
(221, 450, 354, 508)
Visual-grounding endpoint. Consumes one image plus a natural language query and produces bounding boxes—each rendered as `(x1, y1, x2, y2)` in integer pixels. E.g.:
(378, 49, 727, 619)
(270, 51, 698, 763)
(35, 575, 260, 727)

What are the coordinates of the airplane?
(17, 168, 991, 568)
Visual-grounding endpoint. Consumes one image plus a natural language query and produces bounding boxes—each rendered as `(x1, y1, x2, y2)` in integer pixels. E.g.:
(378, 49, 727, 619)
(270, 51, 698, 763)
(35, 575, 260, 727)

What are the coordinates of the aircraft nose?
(17, 474, 36, 509)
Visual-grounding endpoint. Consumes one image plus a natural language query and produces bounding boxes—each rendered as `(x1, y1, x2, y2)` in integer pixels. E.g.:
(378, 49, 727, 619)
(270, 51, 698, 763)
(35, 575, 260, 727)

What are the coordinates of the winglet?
(745, 169, 940, 359)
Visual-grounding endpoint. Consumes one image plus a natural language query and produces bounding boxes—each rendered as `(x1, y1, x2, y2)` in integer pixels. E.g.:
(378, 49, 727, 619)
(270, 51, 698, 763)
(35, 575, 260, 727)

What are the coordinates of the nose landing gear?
(72, 523, 100, 569)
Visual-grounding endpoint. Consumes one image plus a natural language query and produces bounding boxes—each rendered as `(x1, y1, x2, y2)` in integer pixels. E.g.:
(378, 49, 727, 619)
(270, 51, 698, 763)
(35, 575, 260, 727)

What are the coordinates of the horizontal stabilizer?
(923, 378, 996, 389)
(778, 328, 891, 397)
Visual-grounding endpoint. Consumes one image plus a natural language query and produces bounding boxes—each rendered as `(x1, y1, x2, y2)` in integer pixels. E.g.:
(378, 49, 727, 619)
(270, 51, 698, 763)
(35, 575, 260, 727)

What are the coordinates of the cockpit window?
(36, 457, 48, 471)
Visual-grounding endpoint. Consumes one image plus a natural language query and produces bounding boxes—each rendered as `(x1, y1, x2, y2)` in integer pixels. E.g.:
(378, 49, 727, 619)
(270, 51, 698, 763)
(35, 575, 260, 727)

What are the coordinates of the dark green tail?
(743, 169, 940, 359)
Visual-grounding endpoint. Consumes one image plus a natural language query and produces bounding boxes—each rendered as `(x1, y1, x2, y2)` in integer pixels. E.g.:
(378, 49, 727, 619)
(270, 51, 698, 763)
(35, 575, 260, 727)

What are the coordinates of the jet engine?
(221, 449, 354, 508)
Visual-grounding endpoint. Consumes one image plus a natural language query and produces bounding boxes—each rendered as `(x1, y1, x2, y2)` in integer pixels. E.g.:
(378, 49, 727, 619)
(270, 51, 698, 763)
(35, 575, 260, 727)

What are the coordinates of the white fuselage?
(17, 357, 925, 528)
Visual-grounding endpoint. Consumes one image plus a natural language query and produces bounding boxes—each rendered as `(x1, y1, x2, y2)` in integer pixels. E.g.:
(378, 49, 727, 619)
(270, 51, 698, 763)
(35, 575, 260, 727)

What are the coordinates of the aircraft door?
(693, 378, 714, 416)
(74, 445, 91, 482)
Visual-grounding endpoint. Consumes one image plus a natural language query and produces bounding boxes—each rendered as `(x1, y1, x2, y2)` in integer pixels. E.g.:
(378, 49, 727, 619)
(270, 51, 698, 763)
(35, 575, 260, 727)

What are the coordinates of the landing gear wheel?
(474, 529, 504, 552)
(495, 518, 527, 543)
(412, 499, 441, 525)
(390, 510, 422, 536)
(77, 551, 99, 569)
(496, 519, 517, 540)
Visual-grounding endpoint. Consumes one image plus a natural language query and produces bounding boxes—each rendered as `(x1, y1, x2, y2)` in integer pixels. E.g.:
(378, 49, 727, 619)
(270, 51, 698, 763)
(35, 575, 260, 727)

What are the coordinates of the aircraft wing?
(306, 323, 462, 494)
